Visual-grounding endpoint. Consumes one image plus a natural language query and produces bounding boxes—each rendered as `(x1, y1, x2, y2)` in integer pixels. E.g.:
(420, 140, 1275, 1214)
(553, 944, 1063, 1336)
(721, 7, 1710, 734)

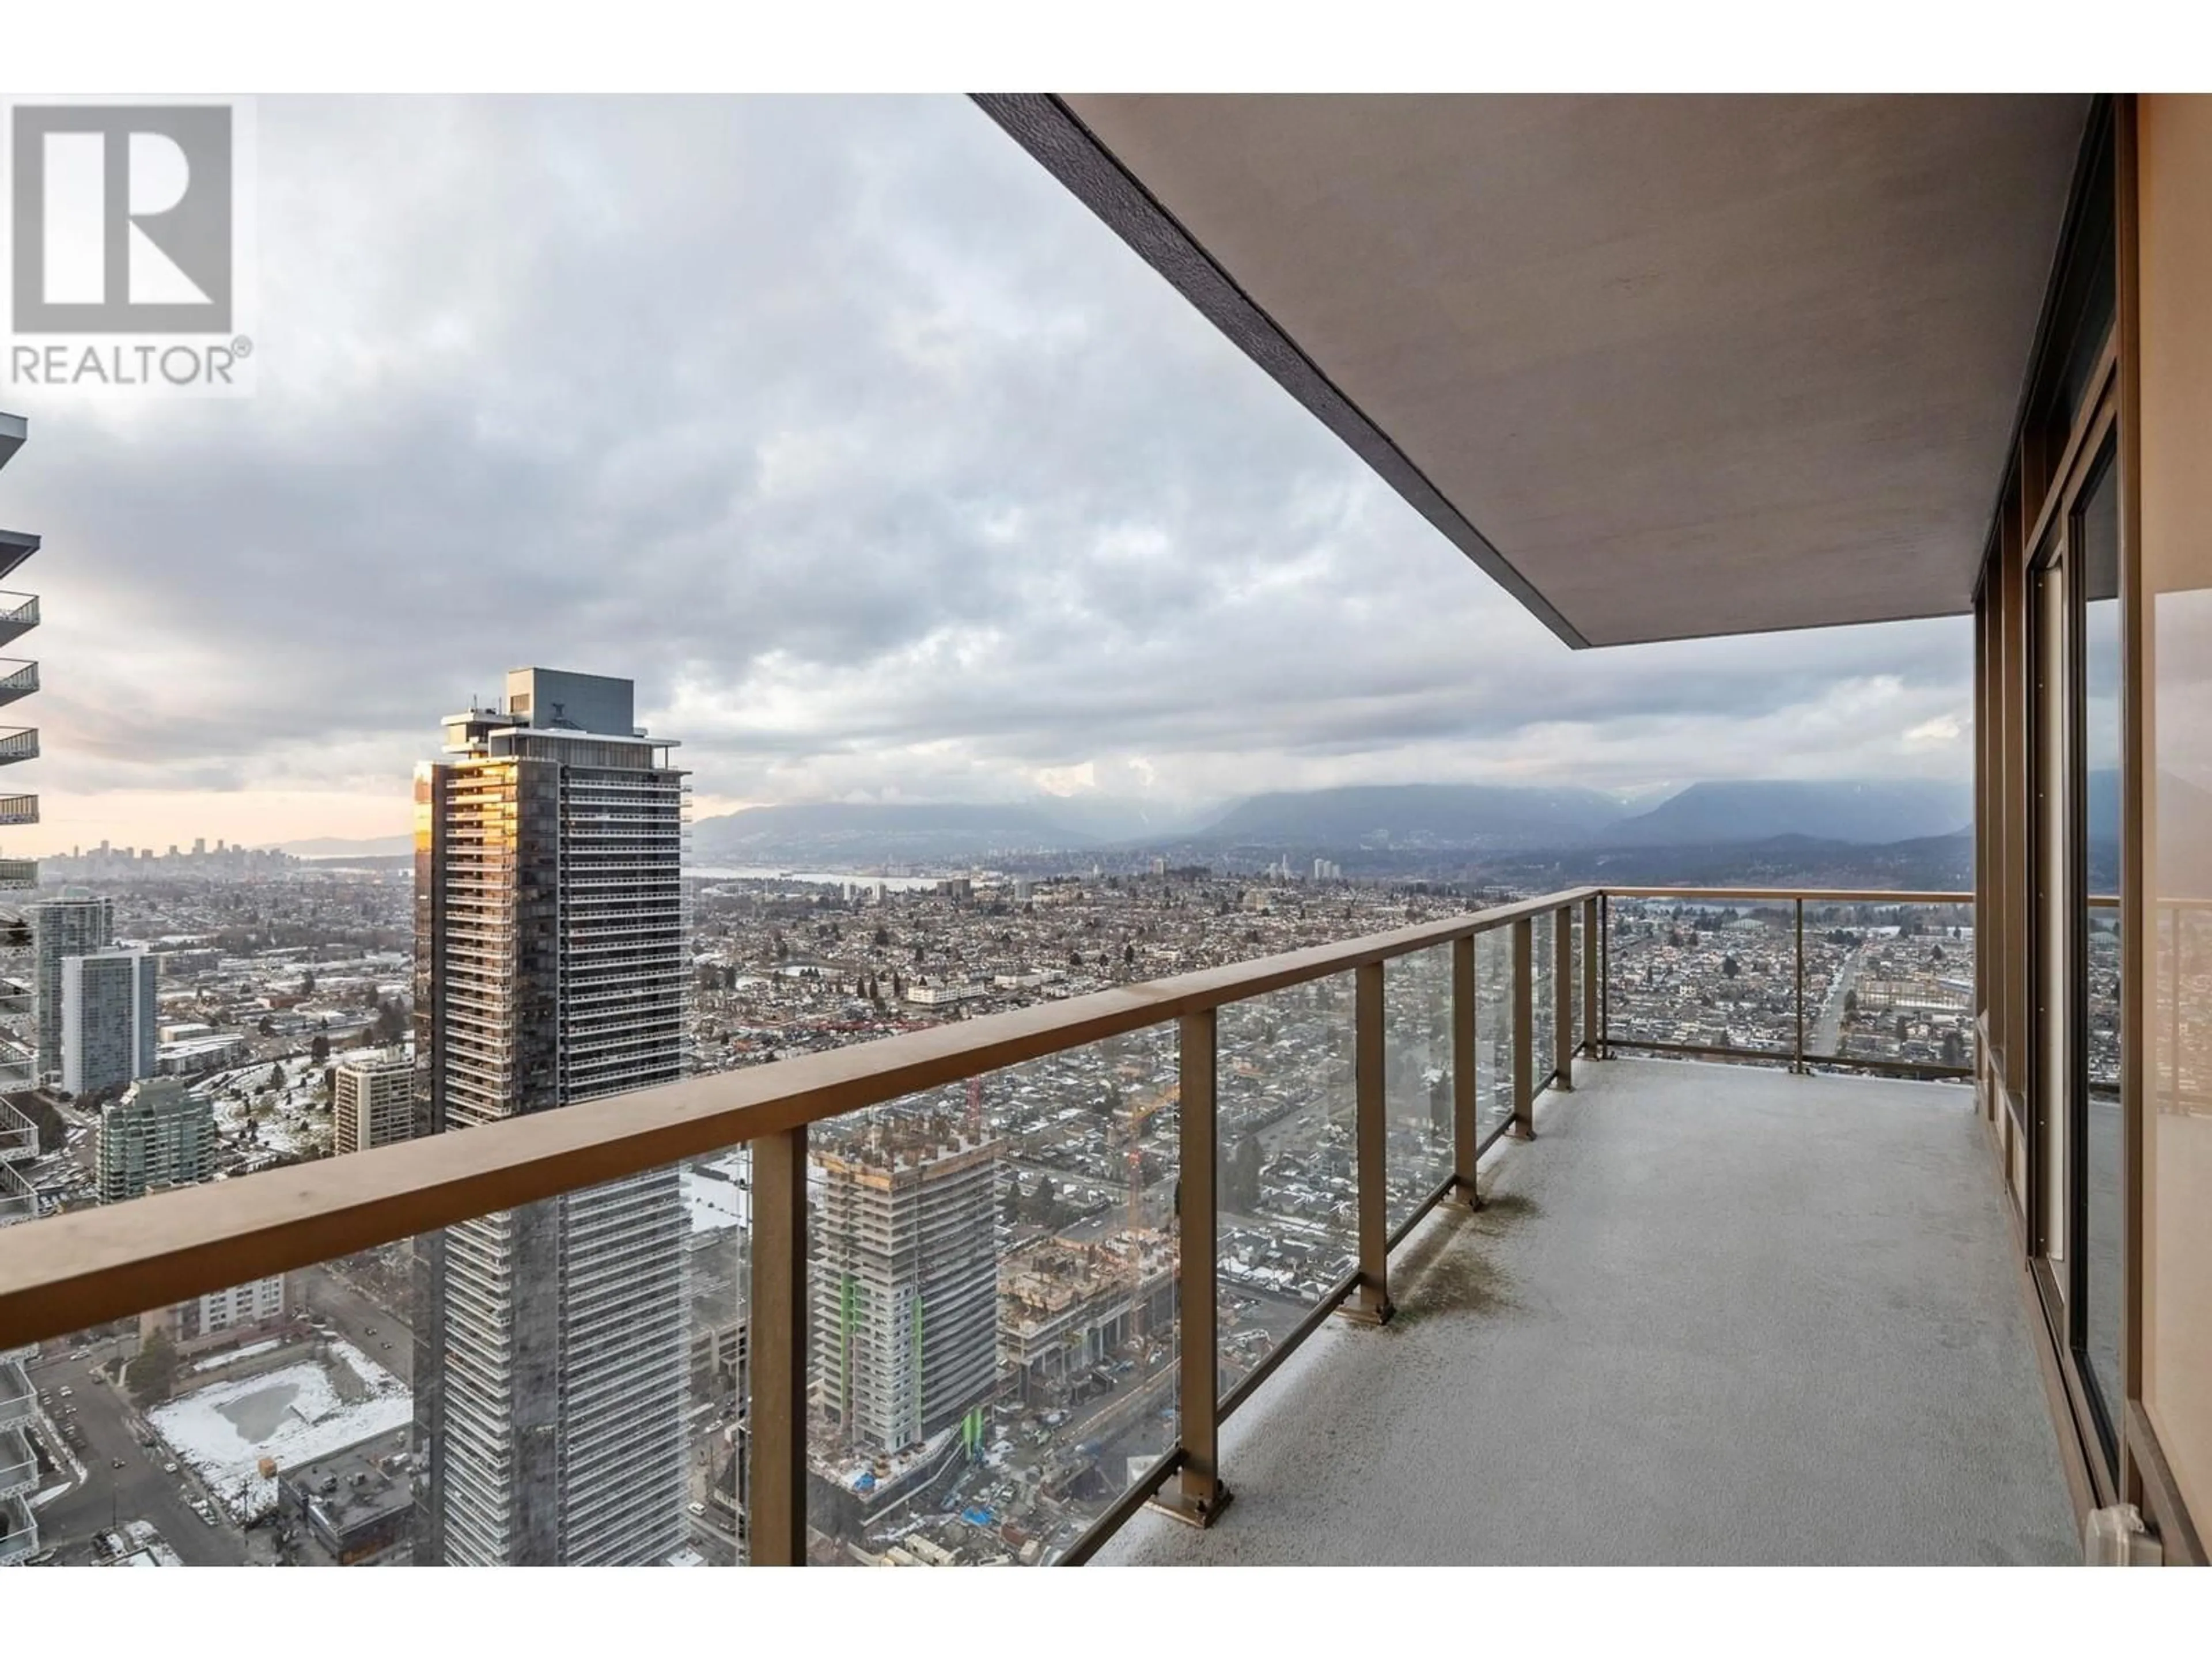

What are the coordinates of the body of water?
(691, 866, 950, 892)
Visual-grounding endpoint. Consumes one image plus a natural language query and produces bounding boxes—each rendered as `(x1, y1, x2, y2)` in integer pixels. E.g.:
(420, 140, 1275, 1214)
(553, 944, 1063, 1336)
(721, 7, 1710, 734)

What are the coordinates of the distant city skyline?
(2, 96, 1977, 858)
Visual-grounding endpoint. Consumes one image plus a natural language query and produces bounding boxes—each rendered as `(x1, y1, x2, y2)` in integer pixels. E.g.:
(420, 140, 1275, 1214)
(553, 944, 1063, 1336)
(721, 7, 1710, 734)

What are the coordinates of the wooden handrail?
(0, 886, 1597, 1346)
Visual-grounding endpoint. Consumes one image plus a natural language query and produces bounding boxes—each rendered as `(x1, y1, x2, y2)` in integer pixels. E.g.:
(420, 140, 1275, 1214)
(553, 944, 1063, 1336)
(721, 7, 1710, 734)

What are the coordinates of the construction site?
(797, 1040, 1196, 1564)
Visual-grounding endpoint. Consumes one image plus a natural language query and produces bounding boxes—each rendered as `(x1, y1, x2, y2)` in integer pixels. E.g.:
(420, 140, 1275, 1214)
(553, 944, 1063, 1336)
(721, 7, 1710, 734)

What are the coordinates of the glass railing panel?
(1532, 912, 1556, 1085)
(1476, 929, 1515, 1144)
(1801, 898, 1975, 1075)
(808, 1022, 1179, 1566)
(1605, 897, 1798, 1059)
(1384, 944, 1455, 1233)
(10, 1148, 724, 1568)
(1217, 972, 1357, 1406)
(1565, 904, 1583, 1063)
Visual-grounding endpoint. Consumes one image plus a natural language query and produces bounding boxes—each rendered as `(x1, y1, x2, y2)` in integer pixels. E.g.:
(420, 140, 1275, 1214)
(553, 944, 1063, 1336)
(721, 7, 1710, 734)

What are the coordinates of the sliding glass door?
(2029, 421, 2126, 1473)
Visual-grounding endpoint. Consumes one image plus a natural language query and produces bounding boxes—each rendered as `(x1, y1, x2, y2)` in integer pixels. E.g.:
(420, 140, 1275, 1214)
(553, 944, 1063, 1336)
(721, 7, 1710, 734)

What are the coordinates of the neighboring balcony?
(0, 595, 36, 651)
(0, 1354, 31, 1433)
(0, 731, 35, 767)
(0, 531, 34, 586)
(0, 1102, 33, 1163)
(0, 1164, 33, 1228)
(0, 795, 36, 827)
(0, 1491, 33, 1567)
(0, 663, 36, 709)
(0, 885, 2078, 1567)
(0, 1422, 35, 1500)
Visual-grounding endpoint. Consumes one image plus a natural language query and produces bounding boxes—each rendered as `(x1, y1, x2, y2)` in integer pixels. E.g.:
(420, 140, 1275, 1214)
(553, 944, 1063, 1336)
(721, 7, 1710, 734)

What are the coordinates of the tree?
(126, 1327, 180, 1407)
(1721, 954, 1740, 979)
(267, 1062, 286, 1090)
(1223, 1134, 1262, 1214)
(301, 969, 317, 997)
(257, 1014, 276, 1037)
(1843, 988, 1859, 1017)
(310, 1033, 329, 1066)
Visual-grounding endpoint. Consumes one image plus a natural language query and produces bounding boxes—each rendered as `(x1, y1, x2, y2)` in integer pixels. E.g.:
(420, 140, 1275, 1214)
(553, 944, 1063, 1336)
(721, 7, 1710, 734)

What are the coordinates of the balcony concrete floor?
(1103, 1057, 2077, 1566)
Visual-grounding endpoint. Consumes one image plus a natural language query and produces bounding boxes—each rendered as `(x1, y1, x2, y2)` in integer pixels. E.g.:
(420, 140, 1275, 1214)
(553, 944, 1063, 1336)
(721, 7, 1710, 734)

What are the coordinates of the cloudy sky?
(4, 95, 1972, 854)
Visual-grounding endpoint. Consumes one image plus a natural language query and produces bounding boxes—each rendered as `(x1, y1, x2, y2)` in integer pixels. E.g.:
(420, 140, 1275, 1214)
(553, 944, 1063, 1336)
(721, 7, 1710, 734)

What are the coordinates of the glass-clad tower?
(410, 669, 692, 1566)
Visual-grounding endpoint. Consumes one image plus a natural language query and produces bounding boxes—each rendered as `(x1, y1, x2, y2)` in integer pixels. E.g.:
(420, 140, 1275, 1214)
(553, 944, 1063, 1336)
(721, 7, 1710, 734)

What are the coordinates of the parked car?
(109, 1457, 124, 1469)
(164, 1461, 178, 1474)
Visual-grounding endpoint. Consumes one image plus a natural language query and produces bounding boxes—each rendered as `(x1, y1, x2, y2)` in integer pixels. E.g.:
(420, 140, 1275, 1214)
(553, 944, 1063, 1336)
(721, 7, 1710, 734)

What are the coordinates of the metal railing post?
(1793, 897, 1806, 1075)
(1553, 903, 1575, 1092)
(1153, 1008, 1231, 1525)
(1509, 918, 1536, 1140)
(1582, 895, 1600, 1061)
(1450, 933, 1482, 1209)
(1340, 961, 1395, 1324)
(748, 1126, 808, 1565)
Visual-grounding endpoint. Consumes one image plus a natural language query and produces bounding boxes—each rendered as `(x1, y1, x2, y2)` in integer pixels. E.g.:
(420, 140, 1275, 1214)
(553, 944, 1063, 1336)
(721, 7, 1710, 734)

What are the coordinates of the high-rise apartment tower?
(332, 1049, 415, 1156)
(27, 896, 110, 1088)
(60, 948, 157, 1097)
(411, 669, 692, 1567)
(812, 1127, 1001, 1457)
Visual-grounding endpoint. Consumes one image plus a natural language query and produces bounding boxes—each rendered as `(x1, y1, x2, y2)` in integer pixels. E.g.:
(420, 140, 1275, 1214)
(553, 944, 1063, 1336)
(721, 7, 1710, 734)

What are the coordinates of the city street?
(23, 1351, 246, 1566)
(1812, 943, 1869, 1056)
(298, 1262, 413, 1385)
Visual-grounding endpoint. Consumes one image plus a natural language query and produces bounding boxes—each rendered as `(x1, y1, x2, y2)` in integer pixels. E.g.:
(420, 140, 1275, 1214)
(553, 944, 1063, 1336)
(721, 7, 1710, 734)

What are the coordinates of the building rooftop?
(282, 1427, 413, 1537)
(1101, 1058, 2076, 1565)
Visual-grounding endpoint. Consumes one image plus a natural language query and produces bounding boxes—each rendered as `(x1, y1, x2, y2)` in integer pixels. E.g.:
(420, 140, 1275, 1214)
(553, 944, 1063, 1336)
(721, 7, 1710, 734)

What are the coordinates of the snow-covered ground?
(191, 1336, 283, 1374)
(195, 1060, 334, 1161)
(149, 1339, 410, 1521)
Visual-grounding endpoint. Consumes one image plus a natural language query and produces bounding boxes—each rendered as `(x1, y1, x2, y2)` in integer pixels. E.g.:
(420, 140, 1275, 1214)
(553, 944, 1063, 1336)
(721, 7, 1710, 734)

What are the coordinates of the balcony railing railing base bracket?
(1335, 1293, 1396, 1328)
(1145, 1483, 1234, 1531)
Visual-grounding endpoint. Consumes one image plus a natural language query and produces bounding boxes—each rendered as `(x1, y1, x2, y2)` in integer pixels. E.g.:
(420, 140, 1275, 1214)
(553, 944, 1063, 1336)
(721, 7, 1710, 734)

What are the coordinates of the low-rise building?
(279, 1429, 414, 1563)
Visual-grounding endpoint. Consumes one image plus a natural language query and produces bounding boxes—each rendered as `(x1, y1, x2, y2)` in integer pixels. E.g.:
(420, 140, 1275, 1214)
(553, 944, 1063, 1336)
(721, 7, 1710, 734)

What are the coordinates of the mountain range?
(689, 778, 1976, 864)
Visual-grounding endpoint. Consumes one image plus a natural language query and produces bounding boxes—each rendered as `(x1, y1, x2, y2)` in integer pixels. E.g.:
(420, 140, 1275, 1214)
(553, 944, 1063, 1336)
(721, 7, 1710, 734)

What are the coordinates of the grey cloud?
(7, 96, 1972, 833)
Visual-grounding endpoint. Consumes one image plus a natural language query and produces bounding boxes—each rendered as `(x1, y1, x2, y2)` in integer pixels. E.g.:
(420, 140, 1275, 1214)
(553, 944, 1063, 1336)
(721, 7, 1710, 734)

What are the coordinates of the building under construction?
(999, 1232, 1177, 1404)
(810, 1122, 1001, 1458)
